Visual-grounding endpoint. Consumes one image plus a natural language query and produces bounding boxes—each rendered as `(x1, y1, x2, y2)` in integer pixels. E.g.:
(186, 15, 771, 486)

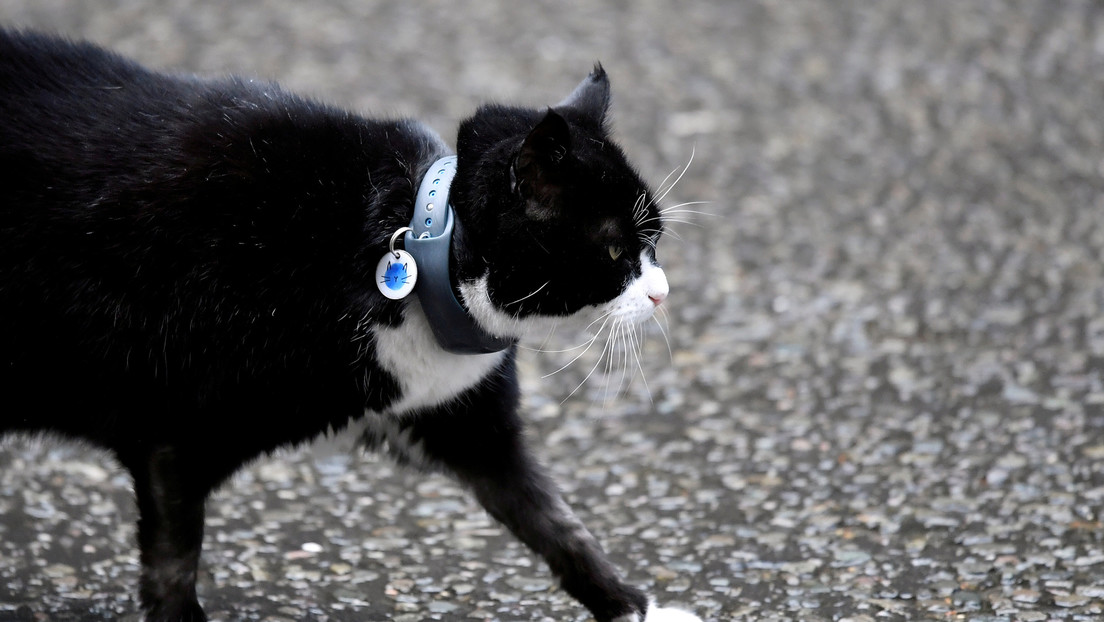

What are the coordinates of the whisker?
(542, 315, 610, 378)
(657, 304, 673, 332)
(658, 209, 714, 219)
(562, 323, 617, 403)
(505, 280, 550, 310)
(651, 314, 673, 362)
(541, 332, 601, 375)
(632, 192, 649, 224)
(516, 332, 594, 355)
(660, 219, 701, 228)
(637, 154, 692, 228)
(639, 227, 683, 242)
(653, 159, 688, 202)
(601, 321, 620, 405)
(617, 323, 632, 397)
(638, 214, 701, 227)
(659, 200, 713, 213)
(630, 327, 653, 404)
(583, 310, 614, 333)
(643, 217, 701, 229)
(652, 145, 695, 207)
(656, 302, 672, 327)
(603, 321, 621, 401)
(537, 320, 559, 353)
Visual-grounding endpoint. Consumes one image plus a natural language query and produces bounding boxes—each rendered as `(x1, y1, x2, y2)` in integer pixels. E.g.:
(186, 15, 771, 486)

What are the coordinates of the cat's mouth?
(602, 254, 669, 326)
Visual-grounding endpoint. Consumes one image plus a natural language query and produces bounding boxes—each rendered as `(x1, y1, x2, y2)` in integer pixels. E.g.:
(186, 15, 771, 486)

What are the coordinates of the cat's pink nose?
(642, 264, 669, 308)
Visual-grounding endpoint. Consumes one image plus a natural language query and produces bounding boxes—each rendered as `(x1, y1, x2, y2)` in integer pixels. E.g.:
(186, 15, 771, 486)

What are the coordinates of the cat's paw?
(615, 602, 703, 622)
(642, 603, 703, 622)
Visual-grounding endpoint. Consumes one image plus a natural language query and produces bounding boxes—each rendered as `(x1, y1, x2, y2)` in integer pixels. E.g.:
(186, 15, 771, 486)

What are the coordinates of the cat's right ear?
(555, 63, 611, 126)
(512, 109, 571, 219)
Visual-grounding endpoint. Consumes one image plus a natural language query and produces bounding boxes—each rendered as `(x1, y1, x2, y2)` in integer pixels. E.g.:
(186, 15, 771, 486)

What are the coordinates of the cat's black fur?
(0, 30, 682, 622)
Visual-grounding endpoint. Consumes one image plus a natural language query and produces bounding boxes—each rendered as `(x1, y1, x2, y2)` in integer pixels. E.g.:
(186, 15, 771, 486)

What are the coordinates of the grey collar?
(403, 156, 516, 355)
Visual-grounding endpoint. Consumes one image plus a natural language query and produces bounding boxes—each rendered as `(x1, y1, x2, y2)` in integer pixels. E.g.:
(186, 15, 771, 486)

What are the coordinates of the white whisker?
(601, 321, 620, 405)
(617, 323, 632, 396)
(603, 322, 620, 401)
(516, 330, 594, 355)
(505, 280, 550, 310)
(651, 314, 673, 362)
(583, 310, 614, 333)
(652, 145, 695, 207)
(537, 320, 559, 352)
(641, 216, 700, 229)
(641, 227, 683, 242)
(659, 218, 701, 227)
(563, 322, 618, 403)
(638, 214, 702, 226)
(542, 315, 610, 378)
(658, 304, 674, 337)
(654, 161, 686, 201)
(628, 323, 652, 402)
(632, 192, 649, 226)
(658, 209, 714, 219)
(659, 200, 712, 213)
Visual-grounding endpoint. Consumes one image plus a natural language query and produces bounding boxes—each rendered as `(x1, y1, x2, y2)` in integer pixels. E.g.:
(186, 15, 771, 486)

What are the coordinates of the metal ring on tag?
(389, 227, 414, 259)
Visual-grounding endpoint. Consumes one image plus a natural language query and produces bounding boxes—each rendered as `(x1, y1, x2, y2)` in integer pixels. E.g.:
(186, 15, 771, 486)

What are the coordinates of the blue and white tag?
(376, 249, 418, 300)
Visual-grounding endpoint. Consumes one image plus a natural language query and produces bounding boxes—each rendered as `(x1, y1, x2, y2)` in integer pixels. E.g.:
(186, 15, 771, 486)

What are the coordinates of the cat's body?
(0, 30, 695, 622)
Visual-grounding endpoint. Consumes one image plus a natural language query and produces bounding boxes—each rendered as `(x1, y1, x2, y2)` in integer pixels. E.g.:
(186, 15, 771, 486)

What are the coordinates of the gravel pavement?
(2, 2, 1104, 621)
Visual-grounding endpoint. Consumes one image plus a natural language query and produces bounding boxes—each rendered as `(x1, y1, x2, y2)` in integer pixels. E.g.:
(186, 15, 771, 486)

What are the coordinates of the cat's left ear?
(555, 63, 611, 126)
(513, 109, 572, 219)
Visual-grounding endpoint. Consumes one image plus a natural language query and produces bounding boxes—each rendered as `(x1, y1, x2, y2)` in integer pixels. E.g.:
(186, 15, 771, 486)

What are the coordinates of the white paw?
(643, 602, 703, 622)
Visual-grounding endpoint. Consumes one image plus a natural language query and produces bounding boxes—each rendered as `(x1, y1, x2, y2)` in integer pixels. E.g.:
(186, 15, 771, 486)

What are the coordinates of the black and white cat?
(0, 30, 699, 622)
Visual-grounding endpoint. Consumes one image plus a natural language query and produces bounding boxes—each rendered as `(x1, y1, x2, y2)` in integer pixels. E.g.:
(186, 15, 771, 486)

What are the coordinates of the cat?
(0, 29, 699, 622)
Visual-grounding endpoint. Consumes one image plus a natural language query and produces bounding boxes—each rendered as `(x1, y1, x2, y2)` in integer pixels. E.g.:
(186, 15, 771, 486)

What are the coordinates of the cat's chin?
(458, 275, 569, 341)
(457, 276, 624, 344)
(458, 259, 669, 343)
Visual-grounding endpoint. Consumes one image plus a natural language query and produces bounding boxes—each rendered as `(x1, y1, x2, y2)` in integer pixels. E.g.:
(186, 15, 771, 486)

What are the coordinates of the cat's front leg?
(120, 445, 212, 622)
(403, 377, 702, 622)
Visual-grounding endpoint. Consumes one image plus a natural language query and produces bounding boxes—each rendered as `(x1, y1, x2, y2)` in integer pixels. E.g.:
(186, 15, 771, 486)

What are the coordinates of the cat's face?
(453, 67, 669, 340)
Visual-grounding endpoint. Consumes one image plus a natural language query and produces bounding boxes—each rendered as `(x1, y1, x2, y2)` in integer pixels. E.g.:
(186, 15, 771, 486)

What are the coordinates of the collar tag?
(375, 248, 417, 300)
(404, 156, 515, 355)
(375, 226, 417, 300)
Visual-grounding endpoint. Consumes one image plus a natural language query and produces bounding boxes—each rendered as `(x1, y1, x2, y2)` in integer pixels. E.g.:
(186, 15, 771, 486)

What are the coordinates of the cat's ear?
(513, 109, 571, 219)
(555, 63, 611, 126)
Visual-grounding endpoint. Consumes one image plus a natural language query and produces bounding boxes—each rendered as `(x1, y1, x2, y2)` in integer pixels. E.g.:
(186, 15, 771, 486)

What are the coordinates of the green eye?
(608, 245, 623, 261)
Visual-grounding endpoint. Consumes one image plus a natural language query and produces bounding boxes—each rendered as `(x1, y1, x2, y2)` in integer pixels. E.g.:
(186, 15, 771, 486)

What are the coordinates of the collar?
(403, 156, 516, 354)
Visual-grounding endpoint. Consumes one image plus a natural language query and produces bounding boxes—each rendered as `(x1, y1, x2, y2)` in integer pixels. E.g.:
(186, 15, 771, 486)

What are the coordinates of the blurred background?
(2, 1, 1104, 621)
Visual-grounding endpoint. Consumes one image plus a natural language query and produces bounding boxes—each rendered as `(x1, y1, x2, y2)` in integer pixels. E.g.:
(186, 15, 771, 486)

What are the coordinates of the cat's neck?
(404, 153, 515, 355)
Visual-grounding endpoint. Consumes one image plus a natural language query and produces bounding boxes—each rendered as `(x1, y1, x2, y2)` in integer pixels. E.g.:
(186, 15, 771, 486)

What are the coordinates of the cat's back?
(0, 29, 172, 146)
(0, 29, 216, 224)
(0, 30, 432, 433)
(0, 29, 146, 93)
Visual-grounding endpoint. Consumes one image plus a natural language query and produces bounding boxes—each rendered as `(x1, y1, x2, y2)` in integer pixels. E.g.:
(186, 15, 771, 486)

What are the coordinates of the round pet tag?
(376, 249, 418, 300)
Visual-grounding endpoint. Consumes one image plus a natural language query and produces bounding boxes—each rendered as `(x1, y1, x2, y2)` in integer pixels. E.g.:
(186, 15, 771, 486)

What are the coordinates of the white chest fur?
(371, 300, 508, 416)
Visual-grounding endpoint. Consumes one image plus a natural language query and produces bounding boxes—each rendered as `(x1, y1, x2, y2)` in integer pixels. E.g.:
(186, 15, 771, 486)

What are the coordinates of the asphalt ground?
(1, 1, 1104, 621)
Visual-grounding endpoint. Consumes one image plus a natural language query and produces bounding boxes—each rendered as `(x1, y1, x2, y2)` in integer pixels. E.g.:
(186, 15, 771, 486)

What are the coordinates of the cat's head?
(452, 66, 669, 340)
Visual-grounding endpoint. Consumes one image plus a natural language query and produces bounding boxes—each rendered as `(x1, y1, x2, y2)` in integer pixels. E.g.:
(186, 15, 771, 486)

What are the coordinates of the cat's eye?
(608, 245, 623, 261)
